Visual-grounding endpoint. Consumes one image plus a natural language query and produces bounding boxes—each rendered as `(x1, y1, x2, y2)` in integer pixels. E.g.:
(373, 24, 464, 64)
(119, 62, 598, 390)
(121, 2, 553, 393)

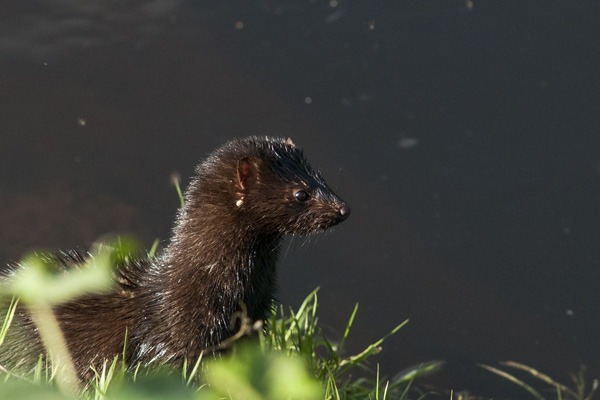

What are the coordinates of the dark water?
(2, 1, 599, 397)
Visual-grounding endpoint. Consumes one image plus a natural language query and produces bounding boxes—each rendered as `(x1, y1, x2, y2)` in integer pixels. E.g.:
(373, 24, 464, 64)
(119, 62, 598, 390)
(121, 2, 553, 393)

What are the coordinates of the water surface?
(1, 1, 599, 396)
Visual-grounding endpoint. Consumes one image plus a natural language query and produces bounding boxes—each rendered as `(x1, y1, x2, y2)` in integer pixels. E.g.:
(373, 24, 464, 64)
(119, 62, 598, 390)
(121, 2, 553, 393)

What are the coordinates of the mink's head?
(190, 136, 350, 236)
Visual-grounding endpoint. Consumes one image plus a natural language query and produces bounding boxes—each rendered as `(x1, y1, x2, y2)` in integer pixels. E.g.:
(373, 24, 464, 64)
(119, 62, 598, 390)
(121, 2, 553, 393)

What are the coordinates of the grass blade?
(501, 360, 577, 398)
(480, 363, 546, 400)
(0, 296, 19, 346)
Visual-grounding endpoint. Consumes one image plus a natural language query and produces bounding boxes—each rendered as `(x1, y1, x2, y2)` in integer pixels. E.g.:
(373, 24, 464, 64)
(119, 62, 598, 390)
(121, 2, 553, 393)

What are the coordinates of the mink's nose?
(338, 205, 351, 220)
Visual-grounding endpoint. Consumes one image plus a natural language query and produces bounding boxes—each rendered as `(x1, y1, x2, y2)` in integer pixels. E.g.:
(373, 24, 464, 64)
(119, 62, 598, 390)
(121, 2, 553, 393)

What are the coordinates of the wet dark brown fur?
(1, 136, 350, 380)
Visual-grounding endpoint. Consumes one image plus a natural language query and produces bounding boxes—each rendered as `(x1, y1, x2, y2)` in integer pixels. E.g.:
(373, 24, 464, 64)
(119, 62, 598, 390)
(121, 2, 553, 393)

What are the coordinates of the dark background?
(1, 1, 599, 397)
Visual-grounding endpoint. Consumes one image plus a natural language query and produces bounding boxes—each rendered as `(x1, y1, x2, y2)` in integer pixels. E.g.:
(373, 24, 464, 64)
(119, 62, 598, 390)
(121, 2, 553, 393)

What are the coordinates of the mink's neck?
(136, 200, 281, 362)
(163, 214, 281, 317)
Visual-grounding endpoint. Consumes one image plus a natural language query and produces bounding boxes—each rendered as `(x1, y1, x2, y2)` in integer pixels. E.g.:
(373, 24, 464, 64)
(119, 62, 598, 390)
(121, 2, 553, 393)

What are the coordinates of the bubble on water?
(398, 137, 418, 149)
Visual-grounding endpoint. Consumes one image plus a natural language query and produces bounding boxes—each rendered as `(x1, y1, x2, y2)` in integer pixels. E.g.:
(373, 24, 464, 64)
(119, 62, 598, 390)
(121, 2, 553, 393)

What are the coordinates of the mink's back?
(0, 250, 148, 376)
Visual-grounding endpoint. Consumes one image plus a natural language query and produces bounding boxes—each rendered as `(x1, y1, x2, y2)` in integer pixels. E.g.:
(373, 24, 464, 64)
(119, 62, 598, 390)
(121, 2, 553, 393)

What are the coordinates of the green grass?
(1, 239, 596, 399)
(479, 361, 598, 400)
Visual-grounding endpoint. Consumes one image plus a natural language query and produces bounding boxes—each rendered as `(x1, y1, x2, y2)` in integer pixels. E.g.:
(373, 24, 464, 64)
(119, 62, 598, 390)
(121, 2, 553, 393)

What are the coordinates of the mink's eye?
(294, 190, 310, 202)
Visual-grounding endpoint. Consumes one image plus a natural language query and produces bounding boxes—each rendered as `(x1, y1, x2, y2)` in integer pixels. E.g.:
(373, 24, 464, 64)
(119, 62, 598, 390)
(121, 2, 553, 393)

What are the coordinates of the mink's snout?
(338, 204, 351, 220)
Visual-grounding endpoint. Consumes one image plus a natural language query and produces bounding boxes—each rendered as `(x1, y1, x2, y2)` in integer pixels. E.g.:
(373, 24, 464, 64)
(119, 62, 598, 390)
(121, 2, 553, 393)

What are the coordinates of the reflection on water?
(1, 0, 183, 61)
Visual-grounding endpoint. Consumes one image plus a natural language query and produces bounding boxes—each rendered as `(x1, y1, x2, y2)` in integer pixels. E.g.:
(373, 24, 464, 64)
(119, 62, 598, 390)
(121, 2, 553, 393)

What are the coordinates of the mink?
(1, 136, 350, 380)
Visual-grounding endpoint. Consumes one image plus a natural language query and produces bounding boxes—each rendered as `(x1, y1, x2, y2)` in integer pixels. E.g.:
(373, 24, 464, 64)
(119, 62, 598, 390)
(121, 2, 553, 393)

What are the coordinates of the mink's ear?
(236, 156, 258, 192)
